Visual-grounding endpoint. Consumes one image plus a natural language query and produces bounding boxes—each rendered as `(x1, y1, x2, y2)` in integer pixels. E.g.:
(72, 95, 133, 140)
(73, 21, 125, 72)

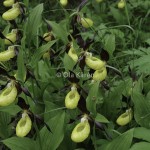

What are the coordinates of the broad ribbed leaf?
(131, 90, 150, 128)
(0, 105, 21, 115)
(26, 4, 43, 45)
(40, 111, 65, 150)
(130, 142, 150, 150)
(134, 127, 150, 142)
(102, 129, 133, 150)
(3, 137, 37, 150)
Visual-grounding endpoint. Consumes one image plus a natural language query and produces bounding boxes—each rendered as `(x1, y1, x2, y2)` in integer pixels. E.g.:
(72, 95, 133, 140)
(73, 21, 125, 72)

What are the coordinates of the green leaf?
(95, 113, 109, 123)
(40, 111, 65, 150)
(16, 48, 26, 82)
(26, 3, 43, 45)
(134, 127, 150, 142)
(63, 53, 76, 71)
(86, 81, 100, 115)
(104, 34, 115, 56)
(133, 54, 150, 74)
(46, 20, 68, 44)
(110, 7, 127, 24)
(145, 38, 150, 45)
(30, 40, 56, 67)
(131, 90, 150, 128)
(3, 137, 36, 150)
(44, 101, 60, 121)
(102, 129, 133, 150)
(101, 81, 125, 120)
(0, 105, 21, 115)
(130, 142, 150, 150)
(0, 112, 11, 139)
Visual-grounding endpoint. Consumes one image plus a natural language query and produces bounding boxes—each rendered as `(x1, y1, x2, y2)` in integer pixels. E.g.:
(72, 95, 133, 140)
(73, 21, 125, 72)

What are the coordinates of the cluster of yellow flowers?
(0, 0, 32, 138)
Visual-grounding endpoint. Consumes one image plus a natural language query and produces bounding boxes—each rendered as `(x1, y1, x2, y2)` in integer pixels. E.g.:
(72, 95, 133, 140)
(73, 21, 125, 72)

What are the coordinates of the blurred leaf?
(86, 81, 100, 115)
(145, 39, 150, 45)
(0, 112, 11, 139)
(110, 7, 127, 24)
(63, 53, 76, 71)
(44, 101, 60, 121)
(130, 142, 150, 150)
(40, 111, 65, 150)
(3, 137, 37, 150)
(95, 113, 109, 123)
(46, 20, 68, 44)
(101, 129, 133, 150)
(0, 105, 21, 115)
(16, 48, 26, 82)
(131, 90, 150, 128)
(134, 127, 150, 142)
(104, 34, 115, 56)
(26, 3, 43, 45)
(30, 40, 56, 67)
(101, 81, 125, 120)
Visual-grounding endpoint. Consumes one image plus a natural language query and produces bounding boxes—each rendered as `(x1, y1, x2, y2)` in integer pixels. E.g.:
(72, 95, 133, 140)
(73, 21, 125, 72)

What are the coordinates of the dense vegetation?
(0, 0, 150, 149)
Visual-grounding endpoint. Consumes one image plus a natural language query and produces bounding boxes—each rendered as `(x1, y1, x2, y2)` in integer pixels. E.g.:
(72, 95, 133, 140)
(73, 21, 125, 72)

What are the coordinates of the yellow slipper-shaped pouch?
(93, 67, 107, 81)
(0, 82, 17, 106)
(65, 87, 80, 109)
(118, 0, 125, 9)
(16, 111, 32, 137)
(2, 3, 21, 21)
(5, 29, 17, 45)
(3, 0, 15, 7)
(68, 46, 78, 62)
(85, 53, 106, 70)
(43, 32, 52, 42)
(81, 17, 93, 28)
(71, 120, 90, 143)
(60, 0, 68, 7)
(0, 46, 16, 62)
(116, 109, 133, 126)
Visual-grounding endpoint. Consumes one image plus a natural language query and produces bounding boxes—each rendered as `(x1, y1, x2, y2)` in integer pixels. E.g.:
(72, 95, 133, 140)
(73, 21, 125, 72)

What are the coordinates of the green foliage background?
(0, 0, 150, 149)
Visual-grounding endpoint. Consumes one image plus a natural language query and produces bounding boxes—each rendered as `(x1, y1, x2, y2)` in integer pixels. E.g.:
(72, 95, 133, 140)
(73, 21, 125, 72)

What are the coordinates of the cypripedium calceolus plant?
(2, 2, 21, 21)
(5, 29, 18, 45)
(68, 43, 78, 62)
(92, 67, 107, 82)
(3, 0, 15, 7)
(85, 52, 106, 70)
(116, 108, 133, 126)
(16, 110, 32, 137)
(0, 81, 17, 106)
(65, 84, 80, 109)
(118, 0, 125, 9)
(60, 0, 68, 7)
(43, 32, 52, 42)
(80, 17, 93, 28)
(71, 115, 90, 143)
(0, 46, 16, 61)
